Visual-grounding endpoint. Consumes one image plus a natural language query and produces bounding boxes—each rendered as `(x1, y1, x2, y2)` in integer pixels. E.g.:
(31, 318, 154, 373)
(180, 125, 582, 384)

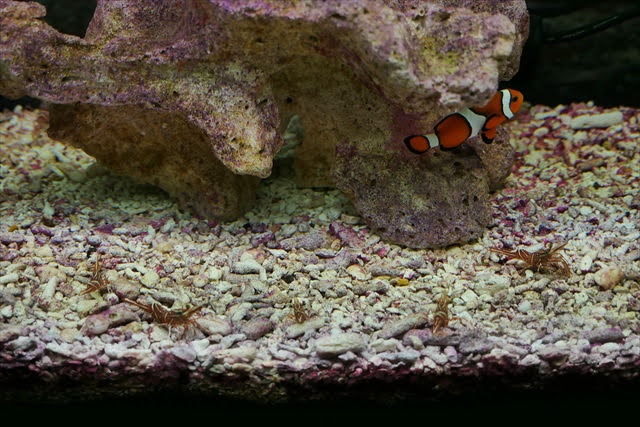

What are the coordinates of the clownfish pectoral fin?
(483, 114, 503, 131)
(481, 128, 497, 144)
(403, 134, 438, 154)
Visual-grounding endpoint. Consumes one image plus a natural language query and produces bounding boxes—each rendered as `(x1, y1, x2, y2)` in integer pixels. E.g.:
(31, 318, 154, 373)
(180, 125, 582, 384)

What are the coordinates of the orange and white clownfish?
(404, 89, 523, 153)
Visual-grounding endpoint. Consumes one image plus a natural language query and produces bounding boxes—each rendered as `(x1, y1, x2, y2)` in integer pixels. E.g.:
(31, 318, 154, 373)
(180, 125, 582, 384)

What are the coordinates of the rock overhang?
(0, 0, 529, 248)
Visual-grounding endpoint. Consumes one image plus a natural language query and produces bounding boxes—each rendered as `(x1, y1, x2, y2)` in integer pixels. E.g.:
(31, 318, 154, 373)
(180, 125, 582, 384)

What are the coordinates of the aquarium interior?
(1, 0, 640, 415)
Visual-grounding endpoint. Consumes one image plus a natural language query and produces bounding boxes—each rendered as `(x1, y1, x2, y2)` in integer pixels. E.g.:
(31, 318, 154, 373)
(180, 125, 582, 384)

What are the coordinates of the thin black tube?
(543, 5, 640, 44)
(526, 0, 603, 18)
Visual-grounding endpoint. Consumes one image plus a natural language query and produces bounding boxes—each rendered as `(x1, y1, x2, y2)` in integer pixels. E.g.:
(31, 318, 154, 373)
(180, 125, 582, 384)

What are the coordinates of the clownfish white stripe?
(458, 107, 486, 139)
(501, 89, 514, 119)
(426, 134, 439, 149)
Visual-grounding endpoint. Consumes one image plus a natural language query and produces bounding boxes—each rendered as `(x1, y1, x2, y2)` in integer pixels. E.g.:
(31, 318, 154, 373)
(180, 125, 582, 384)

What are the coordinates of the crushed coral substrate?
(0, 103, 639, 402)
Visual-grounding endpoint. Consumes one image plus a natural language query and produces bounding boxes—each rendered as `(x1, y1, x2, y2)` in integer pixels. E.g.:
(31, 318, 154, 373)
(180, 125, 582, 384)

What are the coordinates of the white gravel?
(0, 103, 639, 401)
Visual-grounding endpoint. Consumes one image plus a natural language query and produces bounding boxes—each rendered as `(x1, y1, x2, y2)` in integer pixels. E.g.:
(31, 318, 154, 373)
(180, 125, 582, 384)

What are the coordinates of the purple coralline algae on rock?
(0, 0, 528, 248)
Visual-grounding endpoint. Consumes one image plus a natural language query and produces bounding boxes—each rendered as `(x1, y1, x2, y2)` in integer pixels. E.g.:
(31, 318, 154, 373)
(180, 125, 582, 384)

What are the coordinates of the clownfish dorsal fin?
(471, 91, 503, 118)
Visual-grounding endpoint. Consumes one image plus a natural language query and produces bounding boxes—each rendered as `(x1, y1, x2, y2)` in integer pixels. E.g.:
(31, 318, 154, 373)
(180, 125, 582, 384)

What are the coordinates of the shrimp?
(429, 293, 473, 335)
(431, 294, 455, 335)
(80, 254, 110, 295)
(122, 297, 205, 338)
(288, 297, 310, 323)
(490, 242, 570, 276)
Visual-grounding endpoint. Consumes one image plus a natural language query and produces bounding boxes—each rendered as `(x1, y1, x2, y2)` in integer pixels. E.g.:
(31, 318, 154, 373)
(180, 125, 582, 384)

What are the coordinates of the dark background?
(0, 385, 638, 422)
(1, 0, 639, 110)
(512, 0, 640, 108)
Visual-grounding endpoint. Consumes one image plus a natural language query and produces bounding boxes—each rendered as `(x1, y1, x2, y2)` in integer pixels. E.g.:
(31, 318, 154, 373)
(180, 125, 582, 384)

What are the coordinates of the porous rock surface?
(0, 0, 528, 248)
(333, 128, 515, 248)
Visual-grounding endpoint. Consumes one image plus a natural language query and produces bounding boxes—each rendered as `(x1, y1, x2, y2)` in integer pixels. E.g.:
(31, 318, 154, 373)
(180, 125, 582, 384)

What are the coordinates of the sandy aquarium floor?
(0, 103, 639, 402)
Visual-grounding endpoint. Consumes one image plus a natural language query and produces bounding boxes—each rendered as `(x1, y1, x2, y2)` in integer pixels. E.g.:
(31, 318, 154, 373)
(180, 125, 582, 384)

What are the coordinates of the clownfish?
(404, 89, 523, 153)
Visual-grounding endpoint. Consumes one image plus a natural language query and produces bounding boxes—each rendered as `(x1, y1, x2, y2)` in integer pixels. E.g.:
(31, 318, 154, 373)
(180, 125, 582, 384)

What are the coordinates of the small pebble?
(76, 299, 98, 314)
(314, 333, 366, 358)
(458, 335, 493, 355)
(1, 305, 13, 318)
(379, 312, 429, 339)
(233, 259, 263, 275)
(369, 338, 399, 353)
(578, 206, 593, 216)
(86, 235, 102, 246)
(192, 338, 210, 356)
(35, 245, 53, 258)
(579, 254, 593, 272)
(192, 275, 208, 288)
(285, 316, 325, 339)
(206, 266, 223, 281)
(42, 200, 54, 218)
(443, 346, 458, 362)
(161, 218, 176, 233)
(574, 292, 589, 306)
(140, 270, 160, 287)
(0, 272, 19, 285)
(109, 275, 140, 299)
(346, 264, 369, 280)
(60, 328, 80, 343)
(241, 317, 274, 340)
(517, 300, 532, 313)
(197, 316, 232, 336)
(519, 354, 541, 366)
(594, 266, 624, 290)
(83, 305, 137, 335)
(582, 327, 624, 344)
(460, 290, 478, 309)
(394, 278, 410, 286)
(157, 241, 173, 253)
(570, 111, 623, 129)
(150, 326, 169, 342)
(214, 347, 257, 364)
(353, 279, 388, 295)
(340, 214, 360, 225)
(40, 277, 58, 300)
(171, 345, 197, 363)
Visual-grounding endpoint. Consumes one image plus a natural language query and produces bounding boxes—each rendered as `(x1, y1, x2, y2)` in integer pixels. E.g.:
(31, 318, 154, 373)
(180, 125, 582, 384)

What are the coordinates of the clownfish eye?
(512, 96, 519, 102)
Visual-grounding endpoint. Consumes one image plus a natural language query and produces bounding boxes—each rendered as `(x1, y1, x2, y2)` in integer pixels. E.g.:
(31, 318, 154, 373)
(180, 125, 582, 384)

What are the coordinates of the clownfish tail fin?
(403, 134, 438, 154)
(403, 135, 429, 154)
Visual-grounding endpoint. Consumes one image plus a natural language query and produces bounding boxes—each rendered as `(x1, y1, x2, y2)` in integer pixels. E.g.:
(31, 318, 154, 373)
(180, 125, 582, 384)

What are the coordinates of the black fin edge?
(439, 144, 461, 152)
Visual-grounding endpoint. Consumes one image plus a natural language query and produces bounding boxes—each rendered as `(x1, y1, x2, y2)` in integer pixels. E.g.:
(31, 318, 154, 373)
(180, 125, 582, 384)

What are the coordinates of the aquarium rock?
(0, 0, 528, 248)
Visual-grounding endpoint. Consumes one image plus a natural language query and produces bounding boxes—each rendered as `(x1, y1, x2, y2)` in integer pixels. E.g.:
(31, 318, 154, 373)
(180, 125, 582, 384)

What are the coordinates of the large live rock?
(333, 131, 514, 248)
(0, 0, 528, 247)
(48, 104, 259, 220)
